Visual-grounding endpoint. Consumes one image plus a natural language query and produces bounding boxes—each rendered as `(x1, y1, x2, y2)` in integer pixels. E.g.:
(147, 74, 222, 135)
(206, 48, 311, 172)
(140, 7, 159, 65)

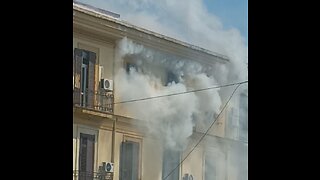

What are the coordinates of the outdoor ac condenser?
(101, 79, 113, 91)
(103, 162, 114, 173)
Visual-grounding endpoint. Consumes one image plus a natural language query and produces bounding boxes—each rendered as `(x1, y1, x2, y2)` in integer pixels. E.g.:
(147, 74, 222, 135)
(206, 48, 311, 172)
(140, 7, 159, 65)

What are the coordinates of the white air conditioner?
(183, 174, 193, 180)
(101, 79, 113, 91)
(104, 162, 114, 173)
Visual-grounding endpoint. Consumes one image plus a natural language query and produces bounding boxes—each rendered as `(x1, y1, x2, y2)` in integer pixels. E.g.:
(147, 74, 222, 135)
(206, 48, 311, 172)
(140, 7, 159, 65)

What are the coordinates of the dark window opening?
(166, 71, 179, 86)
(126, 61, 138, 74)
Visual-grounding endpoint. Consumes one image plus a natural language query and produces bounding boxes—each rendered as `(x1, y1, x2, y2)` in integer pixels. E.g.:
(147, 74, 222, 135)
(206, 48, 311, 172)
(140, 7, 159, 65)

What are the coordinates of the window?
(124, 57, 140, 74)
(226, 107, 238, 139)
(79, 133, 95, 180)
(126, 62, 137, 73)
(80, 56, 89, 107)
(162, 149, 180, 180)
(204, 151, 226, 180)
(239, 93, 248, 141)
(73, 48, 96, 108)
(120, 141, 140, 180)
(166, 71, 179, 86)
(205, 158, 216, 180)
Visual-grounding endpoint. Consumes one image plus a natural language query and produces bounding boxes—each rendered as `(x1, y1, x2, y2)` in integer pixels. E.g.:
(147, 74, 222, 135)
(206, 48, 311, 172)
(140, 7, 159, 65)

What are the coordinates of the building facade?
(73, 2, 247, 180)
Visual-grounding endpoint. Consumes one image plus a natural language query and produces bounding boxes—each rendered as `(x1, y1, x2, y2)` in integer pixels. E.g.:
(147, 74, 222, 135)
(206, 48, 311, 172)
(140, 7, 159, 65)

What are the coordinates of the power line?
(162, 83, 242, 180)
(194, 131, 248, 145)
(75, 105, 248, 145)
(114, 80, 247, 105)
(76, 106, 245, 154)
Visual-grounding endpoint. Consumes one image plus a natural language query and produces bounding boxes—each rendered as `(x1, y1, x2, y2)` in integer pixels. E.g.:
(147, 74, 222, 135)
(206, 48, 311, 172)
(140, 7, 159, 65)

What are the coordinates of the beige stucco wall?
(181, 147, 203, 180)
(141, 137, 163, 180)
(97, 129, 113, 166)
(195, 110, 226, 138)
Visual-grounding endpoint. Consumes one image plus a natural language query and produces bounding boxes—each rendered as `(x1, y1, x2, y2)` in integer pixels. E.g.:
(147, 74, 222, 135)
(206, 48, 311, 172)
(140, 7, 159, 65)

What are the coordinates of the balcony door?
(74, 48, 96, 108)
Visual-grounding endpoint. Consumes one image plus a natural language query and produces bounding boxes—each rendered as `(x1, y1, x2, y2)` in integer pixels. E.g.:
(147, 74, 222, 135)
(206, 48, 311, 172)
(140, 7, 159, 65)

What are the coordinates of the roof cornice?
(73, 2, 229, 64)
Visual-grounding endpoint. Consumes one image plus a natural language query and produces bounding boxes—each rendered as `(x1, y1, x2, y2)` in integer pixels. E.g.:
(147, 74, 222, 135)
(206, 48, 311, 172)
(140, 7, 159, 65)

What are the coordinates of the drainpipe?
(111, 117, 117, 163)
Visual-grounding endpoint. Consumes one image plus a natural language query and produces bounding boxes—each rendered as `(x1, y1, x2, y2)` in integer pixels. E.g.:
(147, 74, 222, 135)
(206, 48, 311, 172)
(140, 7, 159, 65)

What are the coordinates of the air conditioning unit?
(183, 174, 193, 180)
(103, 162, 114, 173)
(101, 79, 113, 91)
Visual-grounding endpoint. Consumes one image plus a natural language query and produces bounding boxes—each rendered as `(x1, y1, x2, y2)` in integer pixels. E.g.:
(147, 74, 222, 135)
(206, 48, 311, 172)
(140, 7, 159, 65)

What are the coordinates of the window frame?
(75, 125, 99, 176)
(119, 135, 143, 180)
(162, 148, 181, 180)
(203, 147, 226, 180)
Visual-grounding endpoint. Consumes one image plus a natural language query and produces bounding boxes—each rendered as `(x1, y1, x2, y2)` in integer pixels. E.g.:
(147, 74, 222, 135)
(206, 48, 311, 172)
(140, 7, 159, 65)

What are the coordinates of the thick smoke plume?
(115, 37, 223, 150)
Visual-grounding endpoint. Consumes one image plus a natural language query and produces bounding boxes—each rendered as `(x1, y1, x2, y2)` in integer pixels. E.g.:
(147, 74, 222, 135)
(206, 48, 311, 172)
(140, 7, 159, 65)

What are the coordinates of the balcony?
(73, 170, 113, 180)
(73, 88, 114, 113)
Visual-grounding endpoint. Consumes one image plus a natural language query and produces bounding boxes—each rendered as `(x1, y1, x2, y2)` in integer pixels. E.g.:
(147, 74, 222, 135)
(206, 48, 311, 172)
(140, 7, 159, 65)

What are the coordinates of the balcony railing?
(73, 170, 113, 180)
(73, 170, 97, 180)
(73, 88, 114, 113)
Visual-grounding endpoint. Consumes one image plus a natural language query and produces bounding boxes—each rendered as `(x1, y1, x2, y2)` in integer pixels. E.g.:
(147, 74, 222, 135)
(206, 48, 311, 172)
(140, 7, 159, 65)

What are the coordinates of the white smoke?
(115, 38, 223, 150)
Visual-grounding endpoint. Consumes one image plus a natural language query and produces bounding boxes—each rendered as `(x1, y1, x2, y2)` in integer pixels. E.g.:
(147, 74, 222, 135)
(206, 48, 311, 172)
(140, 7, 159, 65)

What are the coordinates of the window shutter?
(86, 135, 95, 179)
(74, 48, 83, 106)
(120, 142, 127, 180)
(131, 142, 139, 180)
(162, 149, 180, 180)
(120, 141, 140, 180)
(79, 134, 95, 180)
(87, 52, 96, 108)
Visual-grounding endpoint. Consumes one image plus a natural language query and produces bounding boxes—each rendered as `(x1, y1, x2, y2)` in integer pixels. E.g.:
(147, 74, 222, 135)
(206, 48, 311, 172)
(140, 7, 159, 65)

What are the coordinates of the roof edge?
(73, 2, 229, 62)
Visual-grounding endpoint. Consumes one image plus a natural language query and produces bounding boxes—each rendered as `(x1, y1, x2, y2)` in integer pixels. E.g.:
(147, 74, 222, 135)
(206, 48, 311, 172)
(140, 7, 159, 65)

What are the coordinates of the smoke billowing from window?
(115, 38, 224, 150)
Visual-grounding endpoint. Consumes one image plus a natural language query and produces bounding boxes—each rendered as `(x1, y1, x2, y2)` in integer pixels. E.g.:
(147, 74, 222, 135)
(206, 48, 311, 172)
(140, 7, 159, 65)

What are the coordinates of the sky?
(203, 0, 248, 44)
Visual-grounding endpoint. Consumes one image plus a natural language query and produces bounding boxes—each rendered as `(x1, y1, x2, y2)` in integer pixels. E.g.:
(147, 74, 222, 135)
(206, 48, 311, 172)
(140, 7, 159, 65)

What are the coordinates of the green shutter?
(87, 52, 96, 108)
(73, 48, 83, 106)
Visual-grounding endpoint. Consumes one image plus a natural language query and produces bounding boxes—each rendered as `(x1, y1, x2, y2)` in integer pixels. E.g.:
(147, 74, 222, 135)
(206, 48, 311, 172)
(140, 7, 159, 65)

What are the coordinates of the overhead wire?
(113, 80, 247, 105)
(162, 83, 242, 180)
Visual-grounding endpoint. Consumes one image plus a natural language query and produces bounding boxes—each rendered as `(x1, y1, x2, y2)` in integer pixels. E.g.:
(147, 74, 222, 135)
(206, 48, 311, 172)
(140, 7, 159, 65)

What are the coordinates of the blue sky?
(203, 0, 248, 44)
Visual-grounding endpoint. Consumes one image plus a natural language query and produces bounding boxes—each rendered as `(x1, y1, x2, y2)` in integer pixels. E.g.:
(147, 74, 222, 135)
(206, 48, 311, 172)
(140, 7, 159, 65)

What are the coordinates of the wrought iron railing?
(73, 170, 99, 180)
(73, 170, 113, 180)
(73, 88, 114, 113)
